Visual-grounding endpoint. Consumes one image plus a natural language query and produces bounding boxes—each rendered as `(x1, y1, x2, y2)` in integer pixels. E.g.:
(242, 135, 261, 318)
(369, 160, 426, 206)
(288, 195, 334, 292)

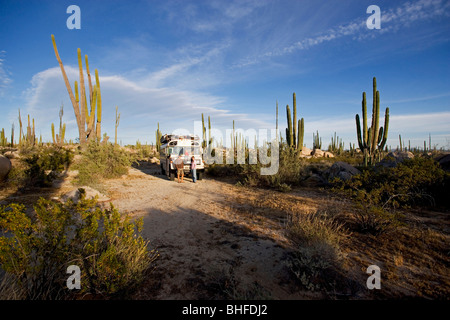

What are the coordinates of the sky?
(0, 0, 449, 149)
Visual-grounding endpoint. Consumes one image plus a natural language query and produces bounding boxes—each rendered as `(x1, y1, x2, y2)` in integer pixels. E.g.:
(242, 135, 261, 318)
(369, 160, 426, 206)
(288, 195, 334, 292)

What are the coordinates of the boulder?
(149, 157, 160, 164)
(435, 153, 450, 171)
(3, 151, 20, 159)
(327, 161, 360, 181)
(312, 149, 324, 158)
(299, 147, 313, 157)
(378, 151, 414, 168)
(324, 151, 335, 158)
(0, 154, 12, 181)
(60, 186, 110, 204)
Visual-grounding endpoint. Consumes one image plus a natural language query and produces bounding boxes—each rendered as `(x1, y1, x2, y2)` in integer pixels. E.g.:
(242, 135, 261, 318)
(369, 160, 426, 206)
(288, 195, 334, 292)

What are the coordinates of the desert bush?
(21, 145, 73, 187)
(285, 210, 347, 292)
(208, 146, 306, 192)
(335, 157, 450, 209)
(331, 157, 450, 235)
(0, 194, 157, 299)
(75, 141, 131, 186)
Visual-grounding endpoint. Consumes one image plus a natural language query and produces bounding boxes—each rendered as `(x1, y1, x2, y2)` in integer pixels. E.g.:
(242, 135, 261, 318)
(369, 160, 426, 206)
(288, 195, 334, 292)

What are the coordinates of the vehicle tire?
(169, 171, 175, 181)
(197, 171, 203, 181)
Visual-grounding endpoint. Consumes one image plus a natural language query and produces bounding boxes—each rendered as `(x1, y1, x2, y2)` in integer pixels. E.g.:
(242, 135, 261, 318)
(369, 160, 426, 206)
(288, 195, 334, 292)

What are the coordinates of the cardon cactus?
(355, 77, 389, 166)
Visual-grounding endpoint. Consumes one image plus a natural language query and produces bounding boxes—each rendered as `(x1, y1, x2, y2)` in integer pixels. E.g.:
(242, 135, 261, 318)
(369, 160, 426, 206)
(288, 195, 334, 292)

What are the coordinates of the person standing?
(190, 156, 197, 183)
(175, 155, 184, 183)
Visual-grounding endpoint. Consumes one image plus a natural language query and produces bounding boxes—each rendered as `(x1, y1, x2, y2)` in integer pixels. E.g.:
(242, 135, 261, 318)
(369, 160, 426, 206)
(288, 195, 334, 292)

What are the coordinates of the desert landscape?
(1, 0, 449, 304)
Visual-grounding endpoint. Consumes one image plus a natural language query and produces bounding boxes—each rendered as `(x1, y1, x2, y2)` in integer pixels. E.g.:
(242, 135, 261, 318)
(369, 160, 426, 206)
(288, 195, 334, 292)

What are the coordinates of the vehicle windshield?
(168, 146, 201, 157)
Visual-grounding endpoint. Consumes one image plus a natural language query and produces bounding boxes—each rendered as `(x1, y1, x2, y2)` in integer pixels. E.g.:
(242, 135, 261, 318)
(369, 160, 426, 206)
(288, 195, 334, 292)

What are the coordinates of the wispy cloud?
(0, 51, 12, 96)
(235, 0, 450, 67)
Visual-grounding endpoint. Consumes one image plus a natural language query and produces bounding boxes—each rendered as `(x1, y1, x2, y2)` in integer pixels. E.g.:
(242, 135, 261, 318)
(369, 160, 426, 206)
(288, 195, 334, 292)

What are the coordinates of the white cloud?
(22, 65, 273, 144)
(234, 0, 450, 67)
(0, 51, 12, 96)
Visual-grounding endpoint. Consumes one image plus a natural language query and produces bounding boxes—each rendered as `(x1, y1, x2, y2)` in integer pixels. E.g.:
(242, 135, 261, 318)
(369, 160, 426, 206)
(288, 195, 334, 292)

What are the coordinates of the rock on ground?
(435, 153, 450, 171)
(299, 147, 312, 158)
(326, 161, 361, 181)
(60, 186, 110, 203)
(312, 149, 324, 158)
(378, 151, 414, 168)
(0, 154, 12, 181)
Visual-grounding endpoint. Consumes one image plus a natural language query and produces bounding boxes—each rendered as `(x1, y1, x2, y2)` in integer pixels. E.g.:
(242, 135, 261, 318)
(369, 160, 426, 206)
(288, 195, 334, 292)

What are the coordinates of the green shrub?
(75, 141, 131, 186)
(285, 210, 347, 292)
(334, 157, 450, 209)
(207, 146, 306, 192)
(0, 194, 157, 299)
(22, 145, 73, 187)
(332, 157, 450, 235)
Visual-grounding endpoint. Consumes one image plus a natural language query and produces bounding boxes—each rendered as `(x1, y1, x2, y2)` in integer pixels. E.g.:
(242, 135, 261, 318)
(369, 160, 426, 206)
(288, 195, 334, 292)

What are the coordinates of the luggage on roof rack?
(160, 134, 200, 144)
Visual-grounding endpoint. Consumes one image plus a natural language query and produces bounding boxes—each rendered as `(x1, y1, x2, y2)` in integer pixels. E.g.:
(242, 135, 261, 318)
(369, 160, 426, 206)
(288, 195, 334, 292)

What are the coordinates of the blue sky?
(1, 0, 449, 149)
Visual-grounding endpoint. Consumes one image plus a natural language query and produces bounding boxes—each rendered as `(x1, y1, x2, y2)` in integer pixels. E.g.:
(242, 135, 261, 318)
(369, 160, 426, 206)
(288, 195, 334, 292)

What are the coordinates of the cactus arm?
(85, 55, 93, 107)
(77, 48, 87, 141)
(379, 107, 389, 150)
(293, 93, 297, 148)
(286, 105, 292, 147)
(95, 69, 102, 140)
(356, 114, 364, 151)
(362, 92, 368, 147)
(298, 118, 304, 152)
(377, 126, 384, 145)
(51, 35, 84, 141)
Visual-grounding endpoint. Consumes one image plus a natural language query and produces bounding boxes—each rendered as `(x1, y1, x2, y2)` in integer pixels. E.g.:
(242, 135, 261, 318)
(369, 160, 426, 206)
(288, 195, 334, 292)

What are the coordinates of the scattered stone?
(3, 151, 20, 159)
(312, 149, 324, 158)
(378, 151, 414, 168)
(435, 153, 450, 171)
(0, 154, 12, 181)
(326, 161, 361, 181)
(60, 186, 110, 204)
(298, 147, 313, 158)
(149, 157, 160, 164)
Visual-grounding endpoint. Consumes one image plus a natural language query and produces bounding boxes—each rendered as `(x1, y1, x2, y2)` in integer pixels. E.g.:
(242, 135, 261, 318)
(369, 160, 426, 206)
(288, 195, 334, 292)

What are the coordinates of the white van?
(159, 134, 205, 181)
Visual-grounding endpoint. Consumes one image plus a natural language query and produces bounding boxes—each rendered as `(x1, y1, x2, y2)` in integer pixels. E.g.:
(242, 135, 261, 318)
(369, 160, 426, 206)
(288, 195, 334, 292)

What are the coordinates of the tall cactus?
(155, 123, 161, 152)
(285, 93, 304, 152)
(286, 105, 293, 147)
(313, 130, 322, 150)
(355, 77, 389, 166)
(10, 123, 14, 147)
(201, 113, 206, 149)
(297, 118, 304, 151)
(52, 35, 102, 144)
(114, 105, 120, 145)
(95, 69, 102, 141)
(18, 109, 23, 146)
(292, 93, 297, 148)
(0, 128, 6, 147)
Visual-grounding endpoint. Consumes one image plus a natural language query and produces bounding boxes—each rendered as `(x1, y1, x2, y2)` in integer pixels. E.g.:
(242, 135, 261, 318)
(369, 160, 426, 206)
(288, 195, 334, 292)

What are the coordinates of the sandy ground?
(97, 161, 310, 299)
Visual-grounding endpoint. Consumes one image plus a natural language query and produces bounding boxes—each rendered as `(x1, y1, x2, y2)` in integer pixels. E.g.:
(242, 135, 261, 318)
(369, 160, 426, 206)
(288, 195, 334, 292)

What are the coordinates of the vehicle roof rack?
(160, 134, 200, 144)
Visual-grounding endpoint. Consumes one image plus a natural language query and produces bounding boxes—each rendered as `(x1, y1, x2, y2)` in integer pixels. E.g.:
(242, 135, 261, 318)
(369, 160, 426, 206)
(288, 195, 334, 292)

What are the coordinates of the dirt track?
(100, 161, 310, 299)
